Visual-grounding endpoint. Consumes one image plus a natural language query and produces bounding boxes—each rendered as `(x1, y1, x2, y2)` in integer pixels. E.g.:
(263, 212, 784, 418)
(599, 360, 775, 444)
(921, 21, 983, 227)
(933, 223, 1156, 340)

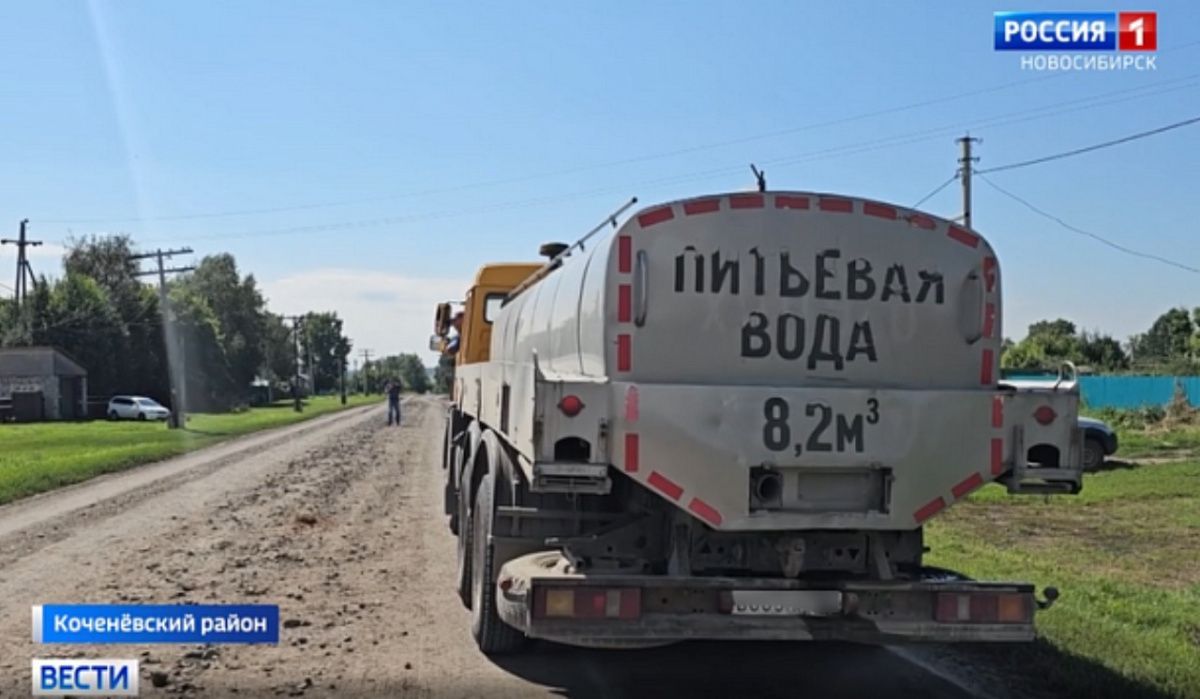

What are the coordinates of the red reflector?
(1033, 405, 1057, 425)
(935, 592, 1031, 624)
(558, 395, 585, 417)
(533, 587, 641, 620)
(935, 593, 963, 622)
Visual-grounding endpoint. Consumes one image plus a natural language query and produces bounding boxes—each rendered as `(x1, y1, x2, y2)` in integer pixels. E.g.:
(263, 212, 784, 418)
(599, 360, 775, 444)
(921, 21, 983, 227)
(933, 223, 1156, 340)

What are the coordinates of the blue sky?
(2, 0, 1197, 358)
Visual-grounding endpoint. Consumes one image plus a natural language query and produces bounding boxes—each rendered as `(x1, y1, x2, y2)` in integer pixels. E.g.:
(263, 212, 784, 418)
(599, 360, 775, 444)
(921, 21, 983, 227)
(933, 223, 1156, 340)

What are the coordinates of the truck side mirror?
(429, 334, 444, 353)
(434, 302, 452, 335)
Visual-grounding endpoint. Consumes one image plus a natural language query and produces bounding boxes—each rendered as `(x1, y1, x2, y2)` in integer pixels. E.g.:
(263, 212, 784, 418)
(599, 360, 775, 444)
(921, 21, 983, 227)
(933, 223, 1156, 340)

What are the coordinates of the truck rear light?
(558, 395, 585, 417)
(935, 592, 1032, 624)
(533, 587, 640, 620)
(1033, 405, 1057, 425)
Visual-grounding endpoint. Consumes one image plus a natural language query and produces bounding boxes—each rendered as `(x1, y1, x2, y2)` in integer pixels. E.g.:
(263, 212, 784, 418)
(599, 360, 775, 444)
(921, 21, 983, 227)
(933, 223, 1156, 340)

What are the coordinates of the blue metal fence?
(1003, 373, 1200, 409)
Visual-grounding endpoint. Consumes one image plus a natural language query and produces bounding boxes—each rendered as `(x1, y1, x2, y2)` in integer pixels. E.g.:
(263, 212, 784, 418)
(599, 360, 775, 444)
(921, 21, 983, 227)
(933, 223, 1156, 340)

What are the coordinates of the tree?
(169, 285, 236, 411)
(373, 353, 431, 393)
(260, 313, 296, 385)
(61, 235, 168, 400)
(178, 254, 267, 391)
(1078, 331, 1129, 372)
(999, 319, 1130, 373)
(433, 354, 455, 394)
(37, 275, 126, 397)
(396, 354, 431, 393)
(1001, 318, 1083, 371)
(300, 312, 351, 393)
(1131, 308, 1196, 371)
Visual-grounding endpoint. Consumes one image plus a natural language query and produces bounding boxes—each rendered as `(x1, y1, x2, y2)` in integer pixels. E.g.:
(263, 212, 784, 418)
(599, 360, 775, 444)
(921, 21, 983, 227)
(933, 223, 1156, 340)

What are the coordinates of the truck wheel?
(455, 488, 472, 608)
(443, 419, 459, 535)
(470, 468, 527, 654)
(1083, 438, 1105, 472)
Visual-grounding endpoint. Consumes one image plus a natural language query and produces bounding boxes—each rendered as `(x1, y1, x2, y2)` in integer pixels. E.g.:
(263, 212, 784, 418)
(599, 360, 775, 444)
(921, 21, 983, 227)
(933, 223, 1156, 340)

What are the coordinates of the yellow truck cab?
(433, 263, 541, 369)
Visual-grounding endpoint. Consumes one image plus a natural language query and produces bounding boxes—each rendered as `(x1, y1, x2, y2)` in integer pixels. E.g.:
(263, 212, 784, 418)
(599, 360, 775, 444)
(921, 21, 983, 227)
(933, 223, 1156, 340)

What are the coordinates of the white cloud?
(260, 268, 469, 364)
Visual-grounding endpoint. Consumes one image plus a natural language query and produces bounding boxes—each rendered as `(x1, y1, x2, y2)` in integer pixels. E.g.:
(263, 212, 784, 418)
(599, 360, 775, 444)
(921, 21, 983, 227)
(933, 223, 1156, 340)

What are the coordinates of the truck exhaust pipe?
(751, 469, 783, 507)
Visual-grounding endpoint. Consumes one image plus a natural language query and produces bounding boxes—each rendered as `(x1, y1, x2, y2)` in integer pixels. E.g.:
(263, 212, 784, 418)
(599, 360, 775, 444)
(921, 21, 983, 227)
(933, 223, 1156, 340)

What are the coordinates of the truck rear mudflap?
(497, 552, 1039, 646)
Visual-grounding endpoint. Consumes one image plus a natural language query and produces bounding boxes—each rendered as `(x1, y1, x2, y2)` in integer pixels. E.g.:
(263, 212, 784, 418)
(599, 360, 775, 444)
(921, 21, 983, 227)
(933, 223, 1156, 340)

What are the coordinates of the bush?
(1089, 405, 1165, 430)
(1163, 381, 1198, 426)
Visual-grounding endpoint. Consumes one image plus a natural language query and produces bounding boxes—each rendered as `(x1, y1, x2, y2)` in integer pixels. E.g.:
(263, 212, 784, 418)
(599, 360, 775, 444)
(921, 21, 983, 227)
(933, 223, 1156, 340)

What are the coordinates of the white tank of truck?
(434, 190, 1082, 653)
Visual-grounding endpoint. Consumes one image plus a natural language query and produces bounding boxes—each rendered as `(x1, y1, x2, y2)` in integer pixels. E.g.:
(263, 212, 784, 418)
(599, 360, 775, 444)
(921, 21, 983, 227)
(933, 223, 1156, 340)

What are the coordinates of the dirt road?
(0, 396, 981, 698)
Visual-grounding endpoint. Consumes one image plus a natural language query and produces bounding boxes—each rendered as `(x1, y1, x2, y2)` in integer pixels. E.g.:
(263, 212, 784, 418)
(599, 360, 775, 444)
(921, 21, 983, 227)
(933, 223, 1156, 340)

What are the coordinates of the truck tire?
(1083, 438, 1105, 472)
(443, 418, 460, 535)
(455, 487, 472, 608)
(470, 467, 527, 654)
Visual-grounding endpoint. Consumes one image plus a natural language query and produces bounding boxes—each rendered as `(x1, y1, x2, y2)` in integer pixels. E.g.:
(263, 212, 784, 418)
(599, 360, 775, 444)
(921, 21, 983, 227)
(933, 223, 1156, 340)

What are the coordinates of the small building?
(0, 347, 88, 421)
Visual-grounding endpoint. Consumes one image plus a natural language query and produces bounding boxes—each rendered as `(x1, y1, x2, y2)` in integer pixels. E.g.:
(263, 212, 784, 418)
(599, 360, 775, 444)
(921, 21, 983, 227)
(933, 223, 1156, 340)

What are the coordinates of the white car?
(107, 396, 171, 421)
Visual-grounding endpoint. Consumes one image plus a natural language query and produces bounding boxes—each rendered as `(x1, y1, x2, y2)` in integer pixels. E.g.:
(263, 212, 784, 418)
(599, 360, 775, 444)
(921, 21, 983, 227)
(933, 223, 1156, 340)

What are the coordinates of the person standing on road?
(386, 378, 403, 426)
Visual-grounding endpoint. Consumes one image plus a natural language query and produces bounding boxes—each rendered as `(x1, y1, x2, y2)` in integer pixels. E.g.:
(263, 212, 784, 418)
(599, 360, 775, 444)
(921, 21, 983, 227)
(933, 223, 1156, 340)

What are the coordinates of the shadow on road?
(938, 639, 1176, 699)
(489, 640, 972, 699)
(1091, 458, 1144, 473)
(484, 637, 1174, 699)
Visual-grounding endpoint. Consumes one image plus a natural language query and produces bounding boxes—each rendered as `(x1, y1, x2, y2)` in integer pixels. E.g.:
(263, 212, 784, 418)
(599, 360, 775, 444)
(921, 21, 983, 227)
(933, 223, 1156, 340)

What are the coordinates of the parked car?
(1080, 416, 1119, 471)
(107, 396, 171, 422)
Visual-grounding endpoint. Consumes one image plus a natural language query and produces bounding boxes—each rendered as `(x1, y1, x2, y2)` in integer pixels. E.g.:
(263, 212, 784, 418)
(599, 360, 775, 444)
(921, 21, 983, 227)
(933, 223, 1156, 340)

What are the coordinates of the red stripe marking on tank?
(730, 194, 765, 209)
(688, 497, 723, 526)
(991, 438, 1004, 475)
(863, 201, 897, 219)
(684, 199, 721, 216)
(907, 213, 936, 230)
(980, 349, 994, 385)
(617, 334, 631, 372)
(818, 197, 853, 213)
(913, 496, 946, 524)
(948, 225, 980, 248)
(617, 284, 632, 323)
(624, 385, 639, 423)
(952, 472, 984, 499)
(648, 471, 683, 500)
(982, 302, 996, 339)
(624, 433, 639, 473)
(617, 235, 632, 274)
(637, 206, 674, 228)
(992, 396, 1004, 428)
(774, 195, 810, 210)
(983, 256, 997, 292)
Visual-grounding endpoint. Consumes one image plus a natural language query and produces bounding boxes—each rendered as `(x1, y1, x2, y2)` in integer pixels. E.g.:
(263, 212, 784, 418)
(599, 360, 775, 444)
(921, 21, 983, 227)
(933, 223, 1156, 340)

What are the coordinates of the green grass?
(0, 395, 383, 505)
(926, 461, 1200, 698)
(1118, 426, 1200, 459)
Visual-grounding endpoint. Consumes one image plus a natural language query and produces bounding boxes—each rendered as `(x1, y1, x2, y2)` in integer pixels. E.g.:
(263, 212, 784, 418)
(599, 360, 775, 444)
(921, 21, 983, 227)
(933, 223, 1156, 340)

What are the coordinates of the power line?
(912, 173, 959, 209)
(977, 115, 1200, 175)
(29, 76, 1070, 225)
(31, 59, 1200, 226)
(975, 172, 1200, 275)
(132, 74, 1199, 246)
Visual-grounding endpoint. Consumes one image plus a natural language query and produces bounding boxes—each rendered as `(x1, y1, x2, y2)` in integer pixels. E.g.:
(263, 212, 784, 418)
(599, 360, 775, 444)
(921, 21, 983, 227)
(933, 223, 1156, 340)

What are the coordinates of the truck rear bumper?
(497, 552, 1036, 646)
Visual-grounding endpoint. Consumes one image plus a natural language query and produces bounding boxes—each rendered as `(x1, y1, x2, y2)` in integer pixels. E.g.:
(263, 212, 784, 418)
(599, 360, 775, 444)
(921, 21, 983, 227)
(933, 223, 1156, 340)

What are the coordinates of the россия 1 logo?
(994, 11, 1157, 71)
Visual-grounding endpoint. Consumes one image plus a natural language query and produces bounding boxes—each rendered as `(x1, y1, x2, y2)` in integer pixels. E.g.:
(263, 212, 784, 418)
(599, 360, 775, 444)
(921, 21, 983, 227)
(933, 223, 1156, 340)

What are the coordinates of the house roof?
(0, 347, 87, 377)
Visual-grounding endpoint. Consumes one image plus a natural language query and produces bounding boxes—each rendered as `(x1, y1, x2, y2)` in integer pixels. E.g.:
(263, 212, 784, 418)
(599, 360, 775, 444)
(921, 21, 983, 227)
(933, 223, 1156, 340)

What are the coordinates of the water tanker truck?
(431, 190, 1082, 653)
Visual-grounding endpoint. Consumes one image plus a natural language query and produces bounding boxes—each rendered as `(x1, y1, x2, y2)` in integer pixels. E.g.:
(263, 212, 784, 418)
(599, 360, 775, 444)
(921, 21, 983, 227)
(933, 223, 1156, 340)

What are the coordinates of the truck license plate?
(729, 590, 843, 616)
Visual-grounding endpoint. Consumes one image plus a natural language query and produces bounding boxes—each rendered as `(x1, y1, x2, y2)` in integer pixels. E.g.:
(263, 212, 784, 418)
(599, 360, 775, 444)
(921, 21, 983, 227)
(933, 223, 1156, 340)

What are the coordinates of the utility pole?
(1, 219, 43, 310)
(284, 315, 304, 412)
(131, 247, 194, 429)
(359, 349, 373, 394)
(339, 354, 347, 405)
(957, 134, 981, 229)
